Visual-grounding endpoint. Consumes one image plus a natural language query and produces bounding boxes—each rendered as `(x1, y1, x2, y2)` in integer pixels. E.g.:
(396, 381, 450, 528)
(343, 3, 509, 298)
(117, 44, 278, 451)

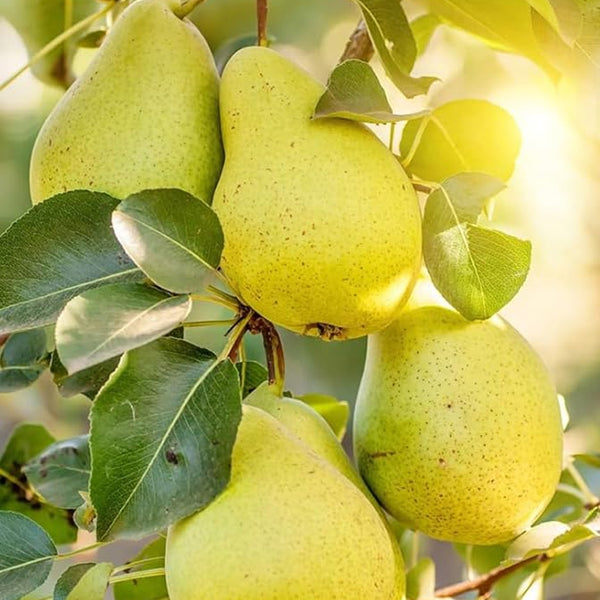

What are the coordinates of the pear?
(166, 405, 404, 600)
(29, 0, 223, 204)
(212, 47, 422, 340)
(353, 306, 563, 545)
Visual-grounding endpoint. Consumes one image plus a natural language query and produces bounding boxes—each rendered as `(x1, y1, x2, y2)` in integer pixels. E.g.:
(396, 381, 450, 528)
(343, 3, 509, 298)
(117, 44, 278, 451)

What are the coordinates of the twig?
(257, 0, 269, 47)
(434, 554, 545, 598)
(259, 319, 285, 395)
(339, 19, 374, 63)
(412, 182, 433, 194)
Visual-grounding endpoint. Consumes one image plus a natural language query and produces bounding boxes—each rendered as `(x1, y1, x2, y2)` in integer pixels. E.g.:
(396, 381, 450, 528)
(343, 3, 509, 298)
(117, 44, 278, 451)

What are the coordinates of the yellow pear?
(29, 0, 222, 204)
(212, 47, 422, 340)
(166, 405, 403, 600)
(353, 306, 563, 545)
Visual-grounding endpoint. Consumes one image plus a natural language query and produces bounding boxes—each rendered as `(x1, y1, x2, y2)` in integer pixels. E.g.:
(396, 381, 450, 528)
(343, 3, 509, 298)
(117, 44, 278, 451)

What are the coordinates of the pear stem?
(260, 319, 285, 395)
(256, 0, 269, 47)
(173, 0, 206, 18)
(0, 1, 116, 92)
(339, 19, 374, 63)
(218, 310, 254, 363)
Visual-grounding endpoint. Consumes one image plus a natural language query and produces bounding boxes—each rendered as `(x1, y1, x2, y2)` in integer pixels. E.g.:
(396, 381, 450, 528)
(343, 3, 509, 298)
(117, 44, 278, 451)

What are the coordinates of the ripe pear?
(353, 306, 563, 545)
(212, 47, 422, 340)
(166, 405, 404, 600)
(29, 0, 223, 204)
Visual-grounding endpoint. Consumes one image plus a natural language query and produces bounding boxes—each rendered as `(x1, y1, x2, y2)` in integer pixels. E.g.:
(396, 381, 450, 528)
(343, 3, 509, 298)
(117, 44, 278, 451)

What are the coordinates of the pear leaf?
(296, 393, 349, 440)
(400, 100, 521, 183)
(428, 0, 558, 77)
(412, 13, 442, 56)
(353, 0, 438, 97)
(113, 537, 167, 600)
(90, 338, 241, 540)
(0, 424, 76, 544)
(0, 191, 143, 336)
(0, 329, 49, 392)
(423, 173, 531, 320)
(406, 557, 435, 600)
(112, 189, 224, 294)
(54, 562, 112, 600)
(23, 435, 90, 510)
(314, 60, 429, 123)
(50, 351, 120, 400)
(506, 521, 571, 561)
(236, 360, 269, 398)
(56, 283, 191, 373)
(0, 511, 57, 600)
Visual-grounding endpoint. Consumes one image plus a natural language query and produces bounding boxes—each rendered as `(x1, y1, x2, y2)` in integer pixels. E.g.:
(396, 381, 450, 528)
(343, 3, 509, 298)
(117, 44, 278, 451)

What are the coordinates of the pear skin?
(213, 47, 422, 340)
(29, 0, 222, 204)
(354, 306, 563, 545)
(166, 406, 404, 600)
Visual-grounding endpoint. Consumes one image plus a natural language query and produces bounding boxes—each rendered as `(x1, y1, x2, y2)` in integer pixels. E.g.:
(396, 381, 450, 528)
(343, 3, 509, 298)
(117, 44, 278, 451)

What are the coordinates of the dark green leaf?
(400, 99, 522, 182)
(56, 284, 191, 373)
(0, 191, 142, 335)
(423, 173, 531, 319)
(354, 0, 437, 97)
(24, 435, 90, 510)
(50, 352, 120, 400)
(112, 189, 223, 294)
(236, 360, 268, 398)
(54, 562, 112, 600)
(296, 393, 349, 440)
(429, 0, 558, 77)
(0, 511, 57, 600)
(406, 557, 435, 600)
(113, 537, 167, 600)
(412, 13, 442, 56)
(90, 338, 241, 540)
(0, 424, 76, 544)
(314, 60, 428, 123)
(0, 329, 48, 392)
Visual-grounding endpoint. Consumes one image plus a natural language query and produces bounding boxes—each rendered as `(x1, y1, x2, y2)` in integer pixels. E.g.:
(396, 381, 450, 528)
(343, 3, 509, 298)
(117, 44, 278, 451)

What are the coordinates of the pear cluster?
(29, 0, 564, 595)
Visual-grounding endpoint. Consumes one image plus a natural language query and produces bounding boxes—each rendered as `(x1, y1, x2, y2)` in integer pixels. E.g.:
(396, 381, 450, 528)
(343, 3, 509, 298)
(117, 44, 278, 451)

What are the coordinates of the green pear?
(353, 306, 563, 545)
(0, 0, 98, 88)
(29, 0, 223, 204)
(212, 47, 422, 340)
(166, 405, 404, 600)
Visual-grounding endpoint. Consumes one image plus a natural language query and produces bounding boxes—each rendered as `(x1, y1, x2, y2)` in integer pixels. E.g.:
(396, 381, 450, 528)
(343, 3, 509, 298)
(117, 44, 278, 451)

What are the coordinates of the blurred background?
(1, 0, 599, 598)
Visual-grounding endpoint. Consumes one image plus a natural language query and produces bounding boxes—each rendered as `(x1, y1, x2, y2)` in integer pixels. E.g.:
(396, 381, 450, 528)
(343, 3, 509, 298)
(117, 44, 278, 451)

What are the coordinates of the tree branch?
(339, 19, 374, 63)
(434, 554, 546, 598)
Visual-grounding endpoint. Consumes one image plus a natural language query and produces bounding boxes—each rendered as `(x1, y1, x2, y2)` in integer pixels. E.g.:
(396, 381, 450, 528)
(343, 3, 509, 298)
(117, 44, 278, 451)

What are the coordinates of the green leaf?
(0, 329, 48, 392)
(406, 557, 435, 600)
(236, 360, 268, 398)
(314, 60, 429, 123)
(506, 521, 571, 561)
(354, 0, 438, 97)
(56, 284, 191, 373)
(90, 338, 241, 540)
(0, 424, 76, 545)
(423, 173, 531, 320)
(412, 13, 442, 56)
(54, 563, 112, 600)
(429, 0, 558, 77)
(112, 189, 224, 294)
(50, 352, 120, 400)
(400, 99, 521, 183)
(23, 435, 90, 510)
(295, 393, 350, 440)
(0, 511, 57, 600)
(113, 537, 167, 600)
(0, 191, 143, 335)
(573, 453, 600, 469)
